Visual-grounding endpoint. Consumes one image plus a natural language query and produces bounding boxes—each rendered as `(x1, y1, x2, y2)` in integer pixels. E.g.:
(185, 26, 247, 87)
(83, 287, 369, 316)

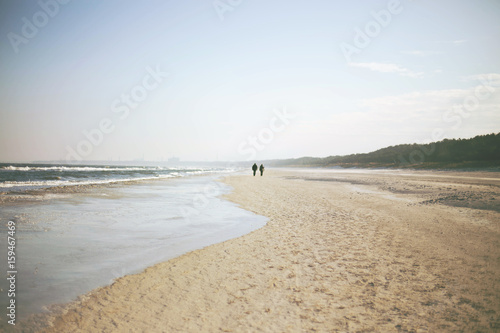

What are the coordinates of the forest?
(268, 132, 500, 169)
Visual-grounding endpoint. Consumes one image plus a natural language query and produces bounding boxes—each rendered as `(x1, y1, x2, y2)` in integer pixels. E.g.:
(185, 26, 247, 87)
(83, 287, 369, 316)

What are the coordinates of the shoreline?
(0, 168, 241, 206)
(2, 166, 498, 206)
(10, 169, 500, 331)
(0, 172, 266, 331)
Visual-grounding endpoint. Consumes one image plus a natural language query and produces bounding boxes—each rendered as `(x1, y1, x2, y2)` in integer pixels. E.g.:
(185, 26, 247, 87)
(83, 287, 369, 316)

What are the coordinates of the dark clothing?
(259, 164, 264, 176)
(252, 163, 258, 176)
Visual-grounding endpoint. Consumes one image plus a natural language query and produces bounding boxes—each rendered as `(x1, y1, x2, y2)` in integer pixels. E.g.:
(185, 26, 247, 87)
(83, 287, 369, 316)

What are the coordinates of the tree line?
(268, 132, 500, 169)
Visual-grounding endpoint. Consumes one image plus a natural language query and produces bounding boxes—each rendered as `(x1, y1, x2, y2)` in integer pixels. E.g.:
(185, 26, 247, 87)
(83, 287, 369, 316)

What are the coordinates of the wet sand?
(0, 175, 266, 328)
(24, 169, 500, 332)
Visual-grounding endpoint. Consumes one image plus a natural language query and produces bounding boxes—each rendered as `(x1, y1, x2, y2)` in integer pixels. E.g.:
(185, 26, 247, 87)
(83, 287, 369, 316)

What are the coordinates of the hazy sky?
(1, 0, 499, 162)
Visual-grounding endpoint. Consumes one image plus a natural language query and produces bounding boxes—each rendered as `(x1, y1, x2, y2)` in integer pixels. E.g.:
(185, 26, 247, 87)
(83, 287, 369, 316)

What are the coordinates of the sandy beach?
(23, 168, 500, 332)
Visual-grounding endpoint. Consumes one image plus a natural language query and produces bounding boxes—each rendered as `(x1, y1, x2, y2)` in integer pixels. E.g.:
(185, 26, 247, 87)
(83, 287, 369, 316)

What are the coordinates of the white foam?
(0, 175, 177, 189)
(2, 165, 167, 172)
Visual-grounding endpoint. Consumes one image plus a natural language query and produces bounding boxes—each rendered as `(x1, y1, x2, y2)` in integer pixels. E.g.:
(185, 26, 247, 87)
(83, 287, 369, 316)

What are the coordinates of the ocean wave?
(1, 165, 169, 172)
(0, 169, 237, 189)
(0, 174, 179, 189)
(0, 165, 240, 192)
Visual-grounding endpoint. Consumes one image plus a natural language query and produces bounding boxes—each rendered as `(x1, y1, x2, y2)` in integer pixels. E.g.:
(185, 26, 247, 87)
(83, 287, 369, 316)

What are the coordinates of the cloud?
(348, 62, 424, 78)
(401, 50, 442, 57)
(433, 39, 467, 46)
(461, 73, 500, 86)
(292, 75, 500, 154)
(356, 77, 500, 137)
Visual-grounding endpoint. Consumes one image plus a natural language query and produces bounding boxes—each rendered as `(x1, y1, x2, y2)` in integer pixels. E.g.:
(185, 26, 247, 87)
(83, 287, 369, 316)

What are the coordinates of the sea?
(0, 162, 231, 192)
(0, 163, 266, 328)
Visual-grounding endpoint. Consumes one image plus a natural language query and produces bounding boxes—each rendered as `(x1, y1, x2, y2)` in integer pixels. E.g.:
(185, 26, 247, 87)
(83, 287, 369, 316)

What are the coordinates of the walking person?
(252, 163, 258, 176)
(259, 164, 264, 176)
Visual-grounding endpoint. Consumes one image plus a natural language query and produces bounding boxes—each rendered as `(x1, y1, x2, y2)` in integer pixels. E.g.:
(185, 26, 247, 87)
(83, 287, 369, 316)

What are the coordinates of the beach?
(0, 172, 266, 330)
(20, 168, 500, 332)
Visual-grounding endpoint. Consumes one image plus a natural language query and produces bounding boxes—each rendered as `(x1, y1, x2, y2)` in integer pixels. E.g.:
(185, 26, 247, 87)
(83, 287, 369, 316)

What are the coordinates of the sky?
(0, 0, 499, 163)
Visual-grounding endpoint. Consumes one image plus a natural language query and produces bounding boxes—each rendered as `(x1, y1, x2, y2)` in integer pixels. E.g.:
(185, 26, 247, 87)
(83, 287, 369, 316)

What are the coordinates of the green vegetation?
(269, 132, 500, 169)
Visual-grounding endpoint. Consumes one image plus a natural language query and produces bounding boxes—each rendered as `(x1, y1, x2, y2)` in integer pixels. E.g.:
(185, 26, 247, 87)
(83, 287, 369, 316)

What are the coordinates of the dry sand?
(22, 169, 500, 332)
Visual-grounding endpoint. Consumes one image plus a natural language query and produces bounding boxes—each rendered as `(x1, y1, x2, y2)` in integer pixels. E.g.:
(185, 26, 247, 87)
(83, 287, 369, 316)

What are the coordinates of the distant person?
(252, 163, 258, 176)
(259, 164, 264, 176)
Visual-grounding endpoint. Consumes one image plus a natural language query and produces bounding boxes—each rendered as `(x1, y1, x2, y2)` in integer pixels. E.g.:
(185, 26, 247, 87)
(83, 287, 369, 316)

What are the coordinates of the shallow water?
(0, 175, 267, 321)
